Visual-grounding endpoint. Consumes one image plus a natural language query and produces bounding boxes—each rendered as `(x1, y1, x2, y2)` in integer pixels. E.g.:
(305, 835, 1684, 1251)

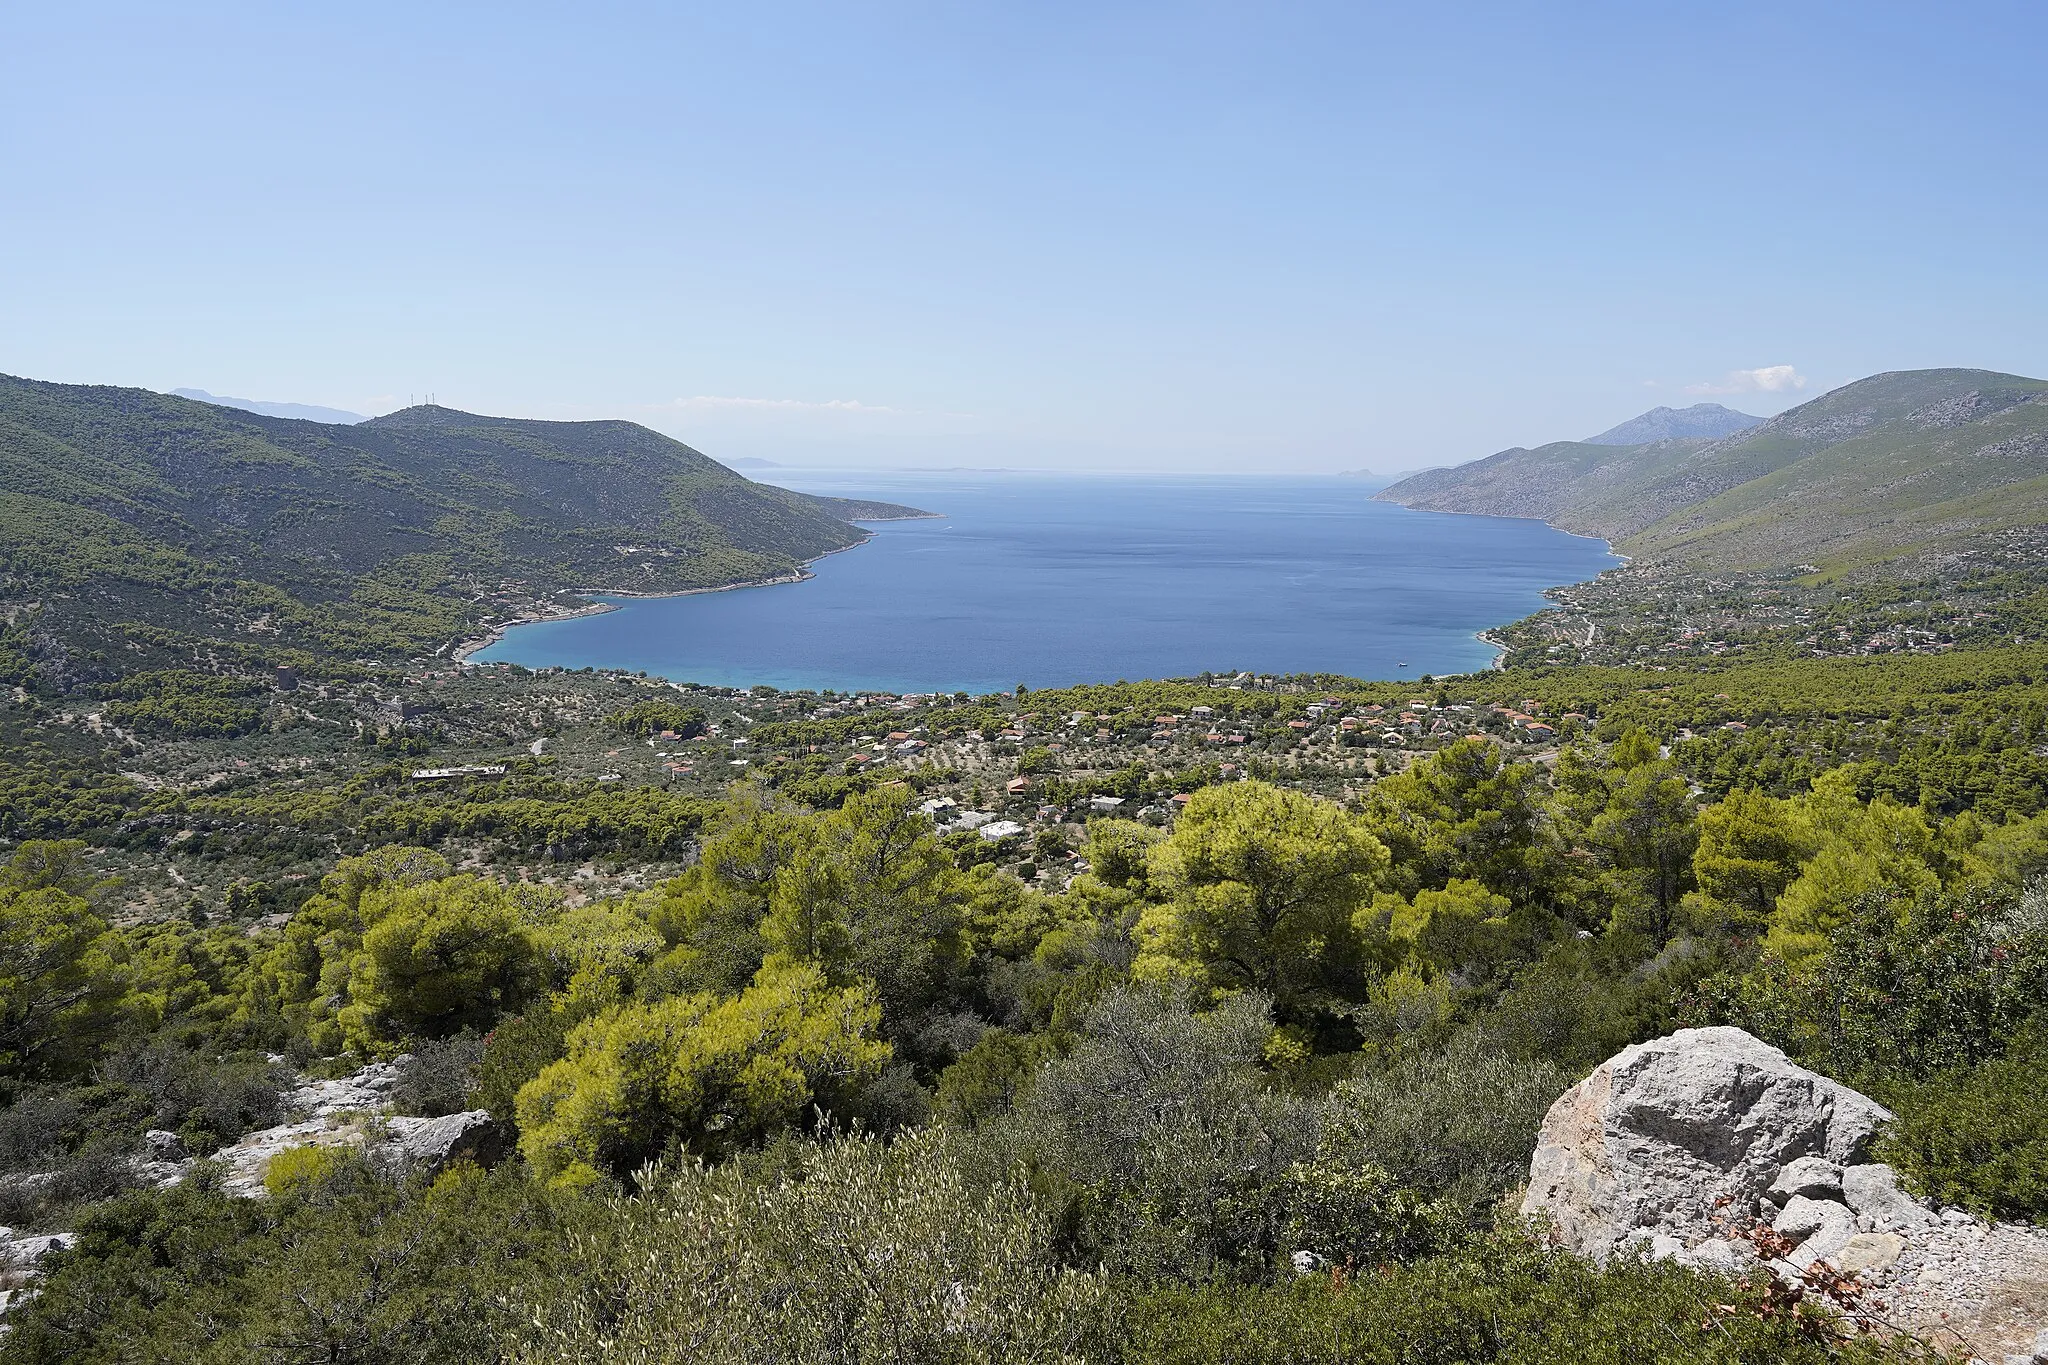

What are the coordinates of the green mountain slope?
(0, 375, 926, 681)
(1364, 436, 1720, 541)
(1376, 368, 2048, 573)
(1583, 402, 1760, 445)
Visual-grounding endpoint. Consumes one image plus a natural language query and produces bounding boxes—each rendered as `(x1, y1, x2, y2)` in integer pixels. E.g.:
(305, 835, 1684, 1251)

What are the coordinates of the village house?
(408, 764, 508, 781)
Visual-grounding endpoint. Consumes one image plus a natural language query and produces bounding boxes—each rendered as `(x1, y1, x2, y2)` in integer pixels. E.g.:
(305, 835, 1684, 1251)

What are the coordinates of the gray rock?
(1521, 1027, 1893, 1257)
(1766, 1156, 1843, 1205)
(1787, 1218, 1861, 1273)
(142, 1129, 188, 1162)
(1619, 1229, 1688, 1261)
(1775, 1195, 1855, 1241)
(126, 1155, 193, 1190)
(389, 1110, 507, 1176)
(1833, 1232, 1906, 1275)
(1841, 1163, 1935, 1230)
(1, 1233, 76, 1268)
(1289, 1250, 1329, 1276)
(1680, 1237, 1757, 1275)
(286, 1059, 406, 1120)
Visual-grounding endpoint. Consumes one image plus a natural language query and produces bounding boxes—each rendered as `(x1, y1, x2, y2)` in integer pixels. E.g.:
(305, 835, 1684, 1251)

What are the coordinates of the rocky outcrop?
(384, 1110, 509, 1177)
(0, 1061, 512, 1334)
(211, 1058, 508, 1196)
(0, 1229, 76, 1322)
(1522, 1026, 1890, 1259)
(0, 1231, 75, 1272)
(1524, 1026, 2048, 1360)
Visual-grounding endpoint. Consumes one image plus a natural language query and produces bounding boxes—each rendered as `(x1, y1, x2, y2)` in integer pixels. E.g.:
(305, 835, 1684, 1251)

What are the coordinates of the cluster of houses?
(913, 788, 1194, 851)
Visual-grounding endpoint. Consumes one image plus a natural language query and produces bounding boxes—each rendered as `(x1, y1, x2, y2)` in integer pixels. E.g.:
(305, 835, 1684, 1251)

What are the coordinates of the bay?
(471, 472, 1617, 693)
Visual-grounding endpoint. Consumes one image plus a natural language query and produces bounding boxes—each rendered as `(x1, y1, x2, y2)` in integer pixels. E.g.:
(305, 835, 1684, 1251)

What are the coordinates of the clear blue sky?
(4, 3, 2044, 471)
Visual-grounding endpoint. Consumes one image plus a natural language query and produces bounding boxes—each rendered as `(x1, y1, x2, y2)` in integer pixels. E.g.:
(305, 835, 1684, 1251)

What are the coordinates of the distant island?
(171, 387, 367, 424)
(716, 456, 783, 470)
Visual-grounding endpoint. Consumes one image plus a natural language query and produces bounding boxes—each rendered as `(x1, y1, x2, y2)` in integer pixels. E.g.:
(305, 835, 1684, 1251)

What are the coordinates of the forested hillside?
(0, 376, 924, 682)
(1378, 368, 2048, 574)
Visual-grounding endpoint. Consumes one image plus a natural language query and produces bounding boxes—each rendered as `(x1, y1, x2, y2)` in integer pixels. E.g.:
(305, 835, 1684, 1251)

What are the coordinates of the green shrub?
(1877, 1028, 2048, 1224)
(2, 1159, 599, 1365)
(392, 1033, 485, 1118)
(518, 1126, 1109, 1365)
(1123, 1235, 1904, 1365)
(472, 996, 603, 1125)
(97, 1042, 290, 1154)
(1683, 882, 2048, 1085)
(514, 963, 891, 1184)
(1321, 1033, 1572, 1211)
(991, 985, 1321, 1282)
(262, 1143, 344, 1197)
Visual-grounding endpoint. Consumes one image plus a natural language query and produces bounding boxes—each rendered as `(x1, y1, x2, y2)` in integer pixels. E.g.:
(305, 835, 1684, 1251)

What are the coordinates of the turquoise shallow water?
(474, 472, 1617, 693)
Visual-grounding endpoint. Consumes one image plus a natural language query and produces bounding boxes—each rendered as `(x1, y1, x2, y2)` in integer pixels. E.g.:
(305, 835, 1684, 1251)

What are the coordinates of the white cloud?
(1684, 365, 1808, 396)
(650, 395, 908, 415)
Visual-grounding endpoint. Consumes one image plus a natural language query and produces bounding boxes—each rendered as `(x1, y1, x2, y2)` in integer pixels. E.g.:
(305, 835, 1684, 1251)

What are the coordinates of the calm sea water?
(473, 472, 1616, 692)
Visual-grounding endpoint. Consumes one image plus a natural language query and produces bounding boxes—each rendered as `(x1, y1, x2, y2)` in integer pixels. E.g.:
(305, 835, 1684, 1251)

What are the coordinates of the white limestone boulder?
(1842, 1162, 1936, 1231)
(1521, 1026, 1891, 1258)
(384, 1110, 508, 1177)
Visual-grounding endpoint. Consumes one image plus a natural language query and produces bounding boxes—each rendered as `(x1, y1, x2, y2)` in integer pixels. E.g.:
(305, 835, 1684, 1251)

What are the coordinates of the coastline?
(452, 569, 815, 665)
(453, 492, 1601, 686)
(450, 524, 896, 665)
(1376, 494, 1624, 675)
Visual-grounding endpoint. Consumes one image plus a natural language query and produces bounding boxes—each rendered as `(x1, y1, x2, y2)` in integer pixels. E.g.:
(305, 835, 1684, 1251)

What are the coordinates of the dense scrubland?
(2, 683, 2044, 1360)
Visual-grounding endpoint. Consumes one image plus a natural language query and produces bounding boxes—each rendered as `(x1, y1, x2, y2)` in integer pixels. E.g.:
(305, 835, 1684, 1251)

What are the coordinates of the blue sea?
(472, 472, 1617, 693)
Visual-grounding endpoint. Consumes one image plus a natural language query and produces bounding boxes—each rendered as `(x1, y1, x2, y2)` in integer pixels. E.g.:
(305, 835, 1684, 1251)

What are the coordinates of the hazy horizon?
(6, 3, 2045, 473)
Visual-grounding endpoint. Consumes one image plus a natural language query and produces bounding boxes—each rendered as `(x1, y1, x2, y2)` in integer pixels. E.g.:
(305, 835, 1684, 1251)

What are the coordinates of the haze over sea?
(474, 473, 1618, 693)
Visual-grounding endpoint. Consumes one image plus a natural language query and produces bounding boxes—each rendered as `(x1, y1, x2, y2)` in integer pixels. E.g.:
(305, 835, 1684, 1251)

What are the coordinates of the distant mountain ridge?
(1584, 402, 1761, 446)
(0, 376, 928, 679)
(1375, 368, 2048, 574)
(172, 388, 367, 424)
